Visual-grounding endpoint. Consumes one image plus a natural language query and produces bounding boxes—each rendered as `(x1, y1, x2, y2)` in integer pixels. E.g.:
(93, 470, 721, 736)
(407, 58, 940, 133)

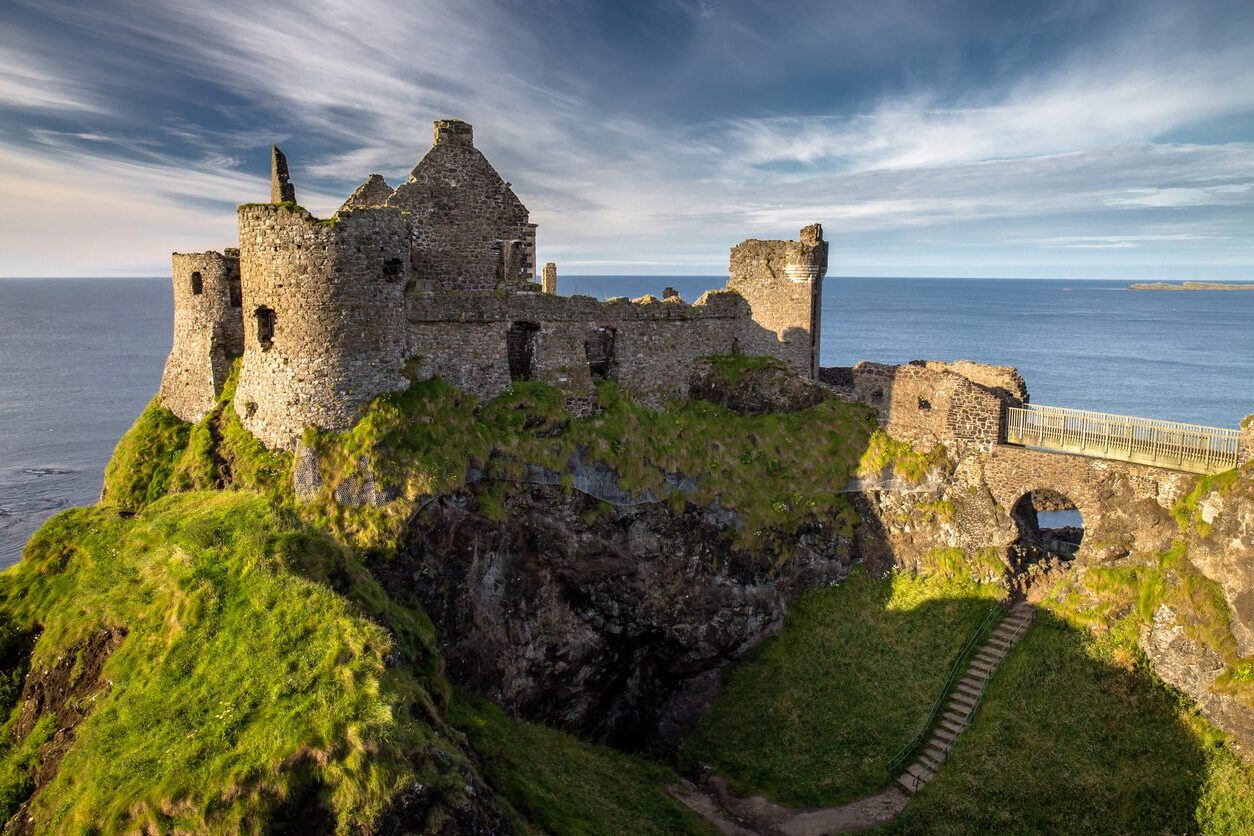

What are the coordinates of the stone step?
(905, 762, 936, 785)
(922, 745, 948, 766)
(955, 683, 984, 701)
(949, 693, 978, 712)
(942, 710, 970, 728)
(897, 773, 922, 794)
(938, 717, 965, 736)
(932, 725, 960, 744)
(968, 658, 996, 675)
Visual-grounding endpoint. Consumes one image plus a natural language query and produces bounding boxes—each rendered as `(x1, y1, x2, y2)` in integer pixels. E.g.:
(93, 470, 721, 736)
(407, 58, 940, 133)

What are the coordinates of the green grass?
(0, 492, 466, 833)
(677, 568, 1003, 806)
(449, 693, 710, 835)
(120, 365, 912, 557)
(100, 398, 191, 510)
(882, 605, 1254, 834)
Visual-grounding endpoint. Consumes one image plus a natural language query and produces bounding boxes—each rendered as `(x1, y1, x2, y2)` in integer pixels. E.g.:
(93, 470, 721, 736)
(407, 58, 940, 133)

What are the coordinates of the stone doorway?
(507, 321, 540, 382)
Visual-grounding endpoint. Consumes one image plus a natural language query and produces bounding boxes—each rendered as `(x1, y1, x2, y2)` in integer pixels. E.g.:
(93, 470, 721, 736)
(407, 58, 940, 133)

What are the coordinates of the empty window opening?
(585, 327, 617, 381)
(382, 257, 403, 282)
(507, 321, 540, 382)
(255, 306, 276, 348)
(870, 388, 884, 404)
(190, 271, 203, 295)
(918, 397, 932, 412)
(228, 277, 242, 308)
(1010, 489, 1083, 572)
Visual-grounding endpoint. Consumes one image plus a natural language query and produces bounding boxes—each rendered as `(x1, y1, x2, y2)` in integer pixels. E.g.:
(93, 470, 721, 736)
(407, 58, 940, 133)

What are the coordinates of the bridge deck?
(1004, 404, 1241, 475)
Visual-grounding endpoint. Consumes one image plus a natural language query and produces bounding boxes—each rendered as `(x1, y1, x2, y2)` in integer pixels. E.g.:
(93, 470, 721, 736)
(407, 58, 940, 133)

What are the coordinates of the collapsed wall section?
(406, 290, 748, 407)
(833, 360, 1027, 452)
(234, 204, 410, 449)
(388, 120, 537, 292)
(158, 250, 244, 421)
(727, 224, 827, 379)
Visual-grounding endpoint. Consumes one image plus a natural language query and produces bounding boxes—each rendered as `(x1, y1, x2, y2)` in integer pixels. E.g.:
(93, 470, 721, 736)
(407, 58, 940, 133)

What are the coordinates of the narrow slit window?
(190, 271, 203, 295)
(585, 326, 616, 381)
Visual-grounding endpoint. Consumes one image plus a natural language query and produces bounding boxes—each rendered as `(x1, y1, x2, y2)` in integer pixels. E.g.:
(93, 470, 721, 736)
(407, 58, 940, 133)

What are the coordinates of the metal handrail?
(899, 605, 1034, 792)
(887, 599, 1005, 778)
(1004, 404, 1240, 474)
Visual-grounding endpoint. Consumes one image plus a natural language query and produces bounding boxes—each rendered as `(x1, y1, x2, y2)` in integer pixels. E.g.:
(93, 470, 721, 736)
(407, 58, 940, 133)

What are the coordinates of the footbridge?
(1003, 404, 1242, 475)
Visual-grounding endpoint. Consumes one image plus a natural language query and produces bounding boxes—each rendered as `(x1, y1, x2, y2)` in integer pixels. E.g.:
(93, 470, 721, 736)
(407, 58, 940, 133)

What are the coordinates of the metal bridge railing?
(1004, 404, 1240, 474)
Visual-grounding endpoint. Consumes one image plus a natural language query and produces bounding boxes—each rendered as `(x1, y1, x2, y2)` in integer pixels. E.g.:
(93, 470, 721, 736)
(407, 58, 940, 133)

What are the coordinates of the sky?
(1, 0, 1253, 279)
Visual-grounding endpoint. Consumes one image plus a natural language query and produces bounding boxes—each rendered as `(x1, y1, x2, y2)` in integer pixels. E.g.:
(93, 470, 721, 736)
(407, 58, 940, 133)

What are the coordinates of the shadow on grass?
(677, 571, 1254, 832)
(676, 567, 1004, 807)
(880, 607, 1254, 834)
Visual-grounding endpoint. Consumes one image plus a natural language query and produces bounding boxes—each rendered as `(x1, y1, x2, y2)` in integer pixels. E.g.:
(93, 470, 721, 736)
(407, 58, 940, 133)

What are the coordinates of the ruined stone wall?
(234, 204, 410, 449)
(1241, 416, 1254, 467)
(388, 121, 536, 292)
(727, 224, 826, 379)
(158, 250, 243, 422)
(406, 290, 748, 406)
(840, 360, 1022, 452)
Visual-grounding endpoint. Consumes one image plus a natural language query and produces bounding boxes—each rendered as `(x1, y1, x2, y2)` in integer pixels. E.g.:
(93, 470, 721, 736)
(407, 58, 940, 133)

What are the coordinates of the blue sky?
(1, 0, 1253, 278)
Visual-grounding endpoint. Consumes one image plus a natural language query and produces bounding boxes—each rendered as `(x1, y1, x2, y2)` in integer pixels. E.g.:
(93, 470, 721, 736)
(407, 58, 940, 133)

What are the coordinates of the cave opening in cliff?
(1010, 489, 1083, 570)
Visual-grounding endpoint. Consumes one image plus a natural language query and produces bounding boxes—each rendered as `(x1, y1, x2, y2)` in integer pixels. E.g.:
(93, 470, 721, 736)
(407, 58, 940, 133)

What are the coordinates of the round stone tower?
(158, 250, 244, 422)
(233, 203, 411, 449)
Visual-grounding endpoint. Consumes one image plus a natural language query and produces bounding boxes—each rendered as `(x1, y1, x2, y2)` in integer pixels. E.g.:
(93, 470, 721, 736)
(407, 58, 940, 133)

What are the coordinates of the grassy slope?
(883, 605, 1254, 834)
(0, 493, 464, 832)
(449, 694, 710, 835)
(678, 567, 1003, 806)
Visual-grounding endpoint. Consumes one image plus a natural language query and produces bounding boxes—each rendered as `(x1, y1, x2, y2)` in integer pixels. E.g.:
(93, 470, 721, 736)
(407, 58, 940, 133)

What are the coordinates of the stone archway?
(1008, 489, 1084, 571)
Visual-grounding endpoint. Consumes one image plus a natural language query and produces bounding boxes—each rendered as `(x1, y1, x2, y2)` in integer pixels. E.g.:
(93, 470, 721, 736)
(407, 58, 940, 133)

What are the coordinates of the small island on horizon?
(1130, 281, 1254, 291)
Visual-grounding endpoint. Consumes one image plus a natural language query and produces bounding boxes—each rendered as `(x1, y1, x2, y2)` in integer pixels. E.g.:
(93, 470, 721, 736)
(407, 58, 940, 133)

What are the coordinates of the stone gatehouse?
(159, 120, 827, 449)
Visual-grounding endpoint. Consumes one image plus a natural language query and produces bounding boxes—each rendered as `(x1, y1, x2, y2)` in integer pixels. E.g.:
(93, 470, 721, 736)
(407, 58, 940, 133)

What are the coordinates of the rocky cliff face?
(377, 482, 855, 753)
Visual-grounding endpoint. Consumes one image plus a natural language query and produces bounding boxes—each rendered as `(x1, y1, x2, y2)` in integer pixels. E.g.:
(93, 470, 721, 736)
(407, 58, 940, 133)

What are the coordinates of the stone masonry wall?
(727, 224, 826, 379)
(234, 204, 410, 449)
(388, 121, 536, 292)
(1241, 415, 1254, 467)
(407, 290, 748, 406)
(158, 250, 243, 422)
(840, 360, 1024, 452)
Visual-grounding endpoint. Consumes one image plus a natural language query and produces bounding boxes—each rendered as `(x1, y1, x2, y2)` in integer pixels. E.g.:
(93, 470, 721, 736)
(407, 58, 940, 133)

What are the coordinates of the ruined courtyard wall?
(158, 250, 243, 422)
(406, 290, 748, 405)
(845, 360, 1019, 452)
(234, 204, 410, 449)
(727, 225, 826, 379)
(387, 121, 536, 292)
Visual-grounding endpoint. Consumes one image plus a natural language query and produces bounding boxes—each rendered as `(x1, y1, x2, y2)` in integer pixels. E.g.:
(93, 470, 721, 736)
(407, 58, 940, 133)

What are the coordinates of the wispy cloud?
(0, 0, 1252, 277)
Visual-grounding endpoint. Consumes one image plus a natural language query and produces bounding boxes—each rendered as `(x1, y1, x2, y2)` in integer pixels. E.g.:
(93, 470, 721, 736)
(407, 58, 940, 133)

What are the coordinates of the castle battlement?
(159, 121, 828, 449)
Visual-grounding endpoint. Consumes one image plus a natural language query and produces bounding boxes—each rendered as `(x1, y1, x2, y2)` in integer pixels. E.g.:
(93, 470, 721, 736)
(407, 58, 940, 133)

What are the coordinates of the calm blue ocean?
(2, 275, 1251, 566)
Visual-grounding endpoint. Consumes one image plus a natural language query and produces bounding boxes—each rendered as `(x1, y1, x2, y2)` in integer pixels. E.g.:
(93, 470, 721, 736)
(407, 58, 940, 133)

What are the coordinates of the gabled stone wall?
(727, 224, 827, 379)
(158, 250, 243, 421)
(233, 204, 410, 449)
(388, 121, 536, 292)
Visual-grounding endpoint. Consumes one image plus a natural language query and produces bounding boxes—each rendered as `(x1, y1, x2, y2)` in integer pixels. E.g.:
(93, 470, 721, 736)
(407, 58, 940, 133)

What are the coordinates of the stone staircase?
(896, 601, 1035, 795)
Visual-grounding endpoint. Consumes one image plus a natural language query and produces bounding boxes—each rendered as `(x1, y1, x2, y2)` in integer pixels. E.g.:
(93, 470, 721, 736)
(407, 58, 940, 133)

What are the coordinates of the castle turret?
(727, 224, 827, 378)
(158, 250, 244, 421)
(233, 186, 410, 448)
(387, 120, 537, 291)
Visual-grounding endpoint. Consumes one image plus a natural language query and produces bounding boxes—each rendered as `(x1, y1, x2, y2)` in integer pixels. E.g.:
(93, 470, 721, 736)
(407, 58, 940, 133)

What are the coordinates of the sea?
(1, 275, 1252, 567)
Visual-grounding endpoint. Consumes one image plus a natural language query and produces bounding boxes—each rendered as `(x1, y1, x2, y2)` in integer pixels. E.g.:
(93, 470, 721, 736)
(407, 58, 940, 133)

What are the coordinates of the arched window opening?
(191, 271, 203, 295)
(1010, 489, 1083, 572)
(507, 321, 540, 382)
(255, 306, 276, 349)
(585, 326, 617, 381)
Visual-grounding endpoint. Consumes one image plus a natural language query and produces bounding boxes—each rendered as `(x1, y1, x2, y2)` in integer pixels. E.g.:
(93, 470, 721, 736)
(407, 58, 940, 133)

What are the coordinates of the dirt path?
(670, 777, 910, 835)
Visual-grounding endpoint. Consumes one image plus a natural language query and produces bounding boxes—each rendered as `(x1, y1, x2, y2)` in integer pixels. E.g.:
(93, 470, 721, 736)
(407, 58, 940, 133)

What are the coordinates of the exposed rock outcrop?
(380, 483, 856, 753)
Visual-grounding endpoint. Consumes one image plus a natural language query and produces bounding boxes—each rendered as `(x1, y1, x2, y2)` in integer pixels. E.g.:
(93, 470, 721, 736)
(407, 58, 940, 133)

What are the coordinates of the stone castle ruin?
(159, 119, 827, 449)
